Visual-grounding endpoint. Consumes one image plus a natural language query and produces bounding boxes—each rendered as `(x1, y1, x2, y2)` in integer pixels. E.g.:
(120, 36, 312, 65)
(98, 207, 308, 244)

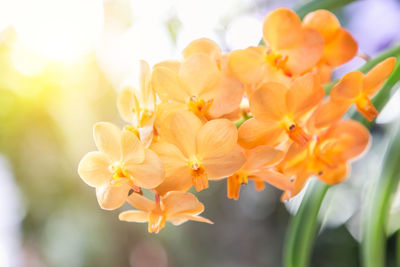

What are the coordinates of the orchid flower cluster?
(78, 8, 396, 233)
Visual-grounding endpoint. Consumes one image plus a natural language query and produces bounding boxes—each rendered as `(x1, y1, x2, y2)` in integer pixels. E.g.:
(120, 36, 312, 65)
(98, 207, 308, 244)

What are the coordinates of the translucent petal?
(162, 191, 204, 216)
(96, 179, 131, 210)
(251, 169, 293, 191)
(228, 46, 267, 85)
(303, 10, 341, 41)
(287, 73, 324, 119)
(250, 82, 289, 122)
(330, 71, 363, 101)
(238, 118, 284, 148)
(159, 111, 202, 158)
(78, 151, 112, 187)
(151, 67, 189, 103)
(323, 29, 358, 67)
(182, 38, 221, 61)
(203, 145, 246, 180)
(263, 8, 302, 49)
(93, 122, 122, 161)
(282, 28, 324, 75)
(243, 146, 284, 171)
(313, 100, 351, 128)
(119, 210, 149, 223)
(125, 149, 165, 189)
(363, 57, 396, 97)
(179, 54, 220, 96)
(121, 130, 145, 165)
(203, 74, 244, 118)
(127, 192, 156, 211)
(196, 119, 238, 158)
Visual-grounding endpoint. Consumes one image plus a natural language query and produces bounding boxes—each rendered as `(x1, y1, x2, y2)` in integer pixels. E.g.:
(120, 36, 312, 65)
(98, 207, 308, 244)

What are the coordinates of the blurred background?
(1, 0, 400, 266)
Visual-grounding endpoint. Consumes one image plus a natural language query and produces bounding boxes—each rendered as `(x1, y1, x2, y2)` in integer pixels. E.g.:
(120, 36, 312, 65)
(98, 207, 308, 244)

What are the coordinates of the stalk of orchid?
(77, 5, 399, 265)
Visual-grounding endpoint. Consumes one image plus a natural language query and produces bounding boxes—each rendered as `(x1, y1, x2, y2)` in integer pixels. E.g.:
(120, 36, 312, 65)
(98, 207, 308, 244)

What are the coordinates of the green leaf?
(362, 123, 400, 267)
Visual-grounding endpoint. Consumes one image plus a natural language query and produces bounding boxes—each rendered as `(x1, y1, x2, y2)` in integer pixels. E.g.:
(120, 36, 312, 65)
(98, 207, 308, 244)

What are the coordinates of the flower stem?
(294, 0, 357, 19)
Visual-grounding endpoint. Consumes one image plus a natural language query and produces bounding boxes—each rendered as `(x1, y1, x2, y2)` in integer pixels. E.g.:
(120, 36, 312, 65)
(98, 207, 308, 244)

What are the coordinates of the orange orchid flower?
(303, 10, 358, 83)
(118, 60, 157, 147)
(238, 73, 324, 148)
(151, 42, 244, 120)
(227, 145, 292, 200)
(151, 111, 246, 194)
(228, 8, 324, 87)
(119, 191, 213, 233)
(314, 57, 396, 128)
(78, 122, 165, 210)
(280, 120, 370, 200)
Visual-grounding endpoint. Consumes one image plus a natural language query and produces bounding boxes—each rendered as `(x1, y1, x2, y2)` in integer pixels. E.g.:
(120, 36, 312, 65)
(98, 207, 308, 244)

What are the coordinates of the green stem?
(397, 231, 400, 267)
(361, 123, 400, 267)
(324, 44, 400, 95)
(294, 0, 357, 19)
(283, 53, 400, 267)
(284, 180, 329, 267)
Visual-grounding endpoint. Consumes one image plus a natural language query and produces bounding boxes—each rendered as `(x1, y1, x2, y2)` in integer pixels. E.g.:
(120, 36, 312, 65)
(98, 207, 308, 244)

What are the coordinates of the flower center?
(355, 94, 378, 121)
(188, 158, 209, 192)
(110, 162, 140, 192)
(280, 116, 310, 145)
(227, 171, 248, 200)
(265, 49, 291, 77)
(188, 96, 213, 118)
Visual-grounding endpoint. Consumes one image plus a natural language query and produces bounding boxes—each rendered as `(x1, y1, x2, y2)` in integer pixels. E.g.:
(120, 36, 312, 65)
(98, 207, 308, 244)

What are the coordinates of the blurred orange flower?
(119, 191, 213, 233)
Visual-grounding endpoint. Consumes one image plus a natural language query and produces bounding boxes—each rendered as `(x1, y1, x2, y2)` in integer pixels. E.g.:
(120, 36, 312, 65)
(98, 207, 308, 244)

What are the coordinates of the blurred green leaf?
(362, 123, 400, 267)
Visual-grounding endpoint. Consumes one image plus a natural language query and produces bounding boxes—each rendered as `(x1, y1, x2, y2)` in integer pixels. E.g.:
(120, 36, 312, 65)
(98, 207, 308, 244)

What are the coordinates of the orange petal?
(243, 146, 284, 171)
(124, 149, 165, 189)
(228, 46, 268, 85)
(319, 164, 348, 184)
(162, 191, 204, 216)
(168, 214, 213, 225)
(121, 130, 145, 165)
(238, 118, 284, 148)
(127, 192, 156, 211)
(139, 60, 152, 103)
(93, 122, 122, 161)
(287, 73, 324, 119)
(322, 29, 358, 67)
(313, 100, 351, 128)
(363, 57, 396, 97)
(153, 60, 181, 73)
(287, 170, 310, 199)
(303, 10, 341, 41)
(117, 87, 137, 123)
(227, 175, 241, 200)
(203, 74, 244, 118)
(179, 54, 220, 96)
(330, 71, 363, 101)
(282, 28, 324, 75)
(263, 8, 302, 49)
(159, 111, 202, 158)
(318, 120, 370, 164)
(203, 145, 246, 180)
(151, 67, 189, 103)
(250, 82, 289, 122)
(182, 38, 222, 61)
(119, 210, 149, 223)
(153, 143, 192, 195)
(78, 151, 112, 187)
(196, 119, 238, 158)
(251, 169, 293, 191)
(96, 179, 131, 210)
